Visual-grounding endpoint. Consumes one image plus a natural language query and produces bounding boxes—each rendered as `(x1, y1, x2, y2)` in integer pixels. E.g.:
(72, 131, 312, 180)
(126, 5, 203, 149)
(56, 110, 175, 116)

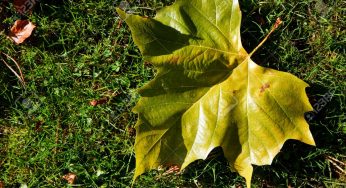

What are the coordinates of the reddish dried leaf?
(116, 20, 122, 29)
(90, 100, 98, 106)
(0, 181, 4, 188)
(63, 173, 77, 184)
(14, 0, 36, 14)
(9, 20, 36, 44)
(89, 97, 109, 106)
(162, 165, 180, 176)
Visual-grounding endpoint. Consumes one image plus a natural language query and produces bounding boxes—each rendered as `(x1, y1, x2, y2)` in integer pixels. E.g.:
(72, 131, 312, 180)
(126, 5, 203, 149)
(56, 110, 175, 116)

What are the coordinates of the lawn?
(0, 0, 345, 187)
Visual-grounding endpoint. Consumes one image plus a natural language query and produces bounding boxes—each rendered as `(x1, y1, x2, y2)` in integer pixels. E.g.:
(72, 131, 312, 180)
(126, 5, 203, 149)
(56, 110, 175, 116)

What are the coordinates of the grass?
(0, 0, 345, 187)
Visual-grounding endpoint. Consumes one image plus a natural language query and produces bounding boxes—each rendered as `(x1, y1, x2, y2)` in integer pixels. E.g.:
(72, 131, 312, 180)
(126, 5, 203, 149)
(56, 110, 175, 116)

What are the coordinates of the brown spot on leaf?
(260, 83, 270, 93)
(170, 56, 180, 63)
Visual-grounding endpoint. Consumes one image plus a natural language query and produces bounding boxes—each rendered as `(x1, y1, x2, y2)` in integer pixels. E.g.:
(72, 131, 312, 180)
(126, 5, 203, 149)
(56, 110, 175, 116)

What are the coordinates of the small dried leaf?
(162, 165, 181, 176)
(9, 20, 36, 44)
(63, 173, 77, 184)
(0, 181, 4, 188)
(89, 97, 109, 106)
(90, 100, 98, 106)
(116, 20, 122, 29)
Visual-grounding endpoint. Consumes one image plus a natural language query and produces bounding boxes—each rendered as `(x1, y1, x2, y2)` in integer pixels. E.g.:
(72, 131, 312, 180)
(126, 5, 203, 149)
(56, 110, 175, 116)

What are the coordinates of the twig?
(326, 156, 346, 175)
(0, 52, 25, 86)
(1, 59, 25, 86)
(2, 52, 25, 83)
(326, 155, 346, 167)
(326, 155, 346, 166)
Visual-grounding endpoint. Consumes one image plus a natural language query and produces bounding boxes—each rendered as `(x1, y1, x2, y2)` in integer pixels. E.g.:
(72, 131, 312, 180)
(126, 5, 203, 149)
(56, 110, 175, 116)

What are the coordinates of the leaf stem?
(0, 52, 26, 87)
(249, 18, 282, 57)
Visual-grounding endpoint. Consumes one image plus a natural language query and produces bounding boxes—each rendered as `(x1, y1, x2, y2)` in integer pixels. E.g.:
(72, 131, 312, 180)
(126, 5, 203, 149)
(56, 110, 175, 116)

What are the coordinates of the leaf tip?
(235, 163, 253, 188)
(131, 170, 141, 186)
(116, 7, 127, 20)
(242, 168, 253, 188)
(304, 131, 316, 147)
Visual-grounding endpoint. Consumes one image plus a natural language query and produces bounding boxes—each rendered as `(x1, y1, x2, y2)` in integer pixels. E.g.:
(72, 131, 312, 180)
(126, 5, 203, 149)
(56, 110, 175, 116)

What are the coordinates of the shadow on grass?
(0, 66, 16, 119)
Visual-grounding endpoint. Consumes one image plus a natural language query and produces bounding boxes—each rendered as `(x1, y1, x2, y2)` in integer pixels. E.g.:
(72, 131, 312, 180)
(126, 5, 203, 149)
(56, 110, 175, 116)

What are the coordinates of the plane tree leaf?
(117, 0, 315, 186)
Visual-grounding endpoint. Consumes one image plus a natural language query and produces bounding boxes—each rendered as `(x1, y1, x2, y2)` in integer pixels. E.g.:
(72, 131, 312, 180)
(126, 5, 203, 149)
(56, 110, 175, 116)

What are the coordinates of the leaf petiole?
(249, 18, 282, 57)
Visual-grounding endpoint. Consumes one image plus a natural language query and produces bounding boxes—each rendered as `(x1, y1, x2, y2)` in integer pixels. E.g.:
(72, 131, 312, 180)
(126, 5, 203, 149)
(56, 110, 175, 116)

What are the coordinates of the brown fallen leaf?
(116, 19, 122, 29)
(89, 97, 109, 106)
(35, 120, 43, 132)
(62, 173, 77, 184)
(0, 181, 4, 188)
(9, 20, 36, 44)
(162, 165, 181, 176)
(13, 0, 37, 14)
(90, 100, 98, 106)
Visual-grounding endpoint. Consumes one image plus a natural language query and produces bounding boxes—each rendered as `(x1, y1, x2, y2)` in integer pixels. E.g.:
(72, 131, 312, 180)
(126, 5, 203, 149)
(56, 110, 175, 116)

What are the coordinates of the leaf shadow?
(126, 17, 193, 57)
(181, 147, 244, 187)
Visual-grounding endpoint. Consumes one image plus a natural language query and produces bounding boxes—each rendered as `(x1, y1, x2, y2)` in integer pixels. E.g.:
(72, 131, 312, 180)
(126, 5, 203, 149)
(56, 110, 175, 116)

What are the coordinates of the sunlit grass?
(0, 0, 345, 187)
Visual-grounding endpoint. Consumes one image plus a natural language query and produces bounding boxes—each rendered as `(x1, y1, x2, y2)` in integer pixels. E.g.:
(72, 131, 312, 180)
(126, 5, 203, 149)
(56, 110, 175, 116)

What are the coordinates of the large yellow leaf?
(117, 0, 315, 186)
